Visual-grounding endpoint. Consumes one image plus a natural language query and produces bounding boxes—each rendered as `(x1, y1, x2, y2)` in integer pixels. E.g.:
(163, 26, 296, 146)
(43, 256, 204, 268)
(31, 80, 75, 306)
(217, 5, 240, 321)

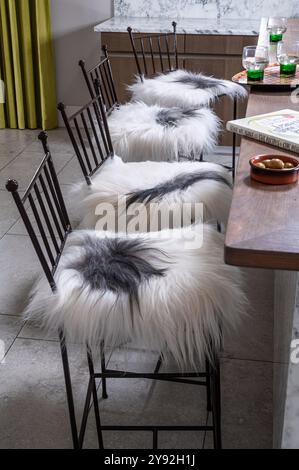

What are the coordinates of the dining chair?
(57, 93, 233, 231)
(127, 23, 247, 109)
(78, 46, 220, 162)
(6, 132, 247, 449)
(127, 23, 247, 174)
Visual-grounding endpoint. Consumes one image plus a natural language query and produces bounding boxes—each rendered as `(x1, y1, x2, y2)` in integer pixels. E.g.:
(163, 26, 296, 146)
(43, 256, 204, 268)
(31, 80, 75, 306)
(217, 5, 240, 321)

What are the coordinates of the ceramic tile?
(0, 235, 43, 316)
(0, 190, 25, 239)
(0, 315, 24, 362)
(0, 338, 91, 449)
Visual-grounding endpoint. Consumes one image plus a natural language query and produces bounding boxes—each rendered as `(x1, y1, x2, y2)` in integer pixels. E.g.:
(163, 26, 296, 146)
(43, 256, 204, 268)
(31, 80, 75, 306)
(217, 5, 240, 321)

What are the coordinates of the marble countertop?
(94, 16, 260, 36)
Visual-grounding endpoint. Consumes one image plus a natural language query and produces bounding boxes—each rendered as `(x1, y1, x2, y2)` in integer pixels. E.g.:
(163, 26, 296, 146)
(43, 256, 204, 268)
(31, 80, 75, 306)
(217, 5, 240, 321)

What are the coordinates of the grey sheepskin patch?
(126, 171, 232, 207)
(67, 236, 167, 303)
(174, 74, 227, 90)
(156, 107, 199, 127)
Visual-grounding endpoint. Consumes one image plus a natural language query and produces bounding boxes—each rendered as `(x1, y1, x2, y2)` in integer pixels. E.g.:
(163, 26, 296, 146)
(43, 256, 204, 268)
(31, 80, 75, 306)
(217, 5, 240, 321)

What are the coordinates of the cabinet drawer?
(102, 32, 185, 54)
(185, 34, 258, 55)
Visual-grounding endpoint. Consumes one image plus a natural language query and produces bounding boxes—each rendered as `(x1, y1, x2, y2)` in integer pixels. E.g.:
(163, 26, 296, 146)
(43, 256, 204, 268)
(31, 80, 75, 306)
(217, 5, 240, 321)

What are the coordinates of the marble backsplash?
(115, 0, 299, 19)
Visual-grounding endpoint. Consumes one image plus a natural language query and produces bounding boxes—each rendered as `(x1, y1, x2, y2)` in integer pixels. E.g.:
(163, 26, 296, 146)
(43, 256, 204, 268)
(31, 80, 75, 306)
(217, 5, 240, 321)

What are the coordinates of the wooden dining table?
(224, 18, 299, 449)
(225, 19, 299, 271)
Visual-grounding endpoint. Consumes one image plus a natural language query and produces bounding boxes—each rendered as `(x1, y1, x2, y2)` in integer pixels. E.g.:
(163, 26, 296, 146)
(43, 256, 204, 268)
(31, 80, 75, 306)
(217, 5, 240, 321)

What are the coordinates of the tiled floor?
(0, 129, 273, 449)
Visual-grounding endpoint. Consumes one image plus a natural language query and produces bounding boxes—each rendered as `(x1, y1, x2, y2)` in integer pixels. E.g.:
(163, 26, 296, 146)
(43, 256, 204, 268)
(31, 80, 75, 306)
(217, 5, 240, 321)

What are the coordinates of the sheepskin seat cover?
(25, 224, 246, 367)
(108, 101, 220, 162)
(72, 155, 233, 231)
(128, 69, 248, 109)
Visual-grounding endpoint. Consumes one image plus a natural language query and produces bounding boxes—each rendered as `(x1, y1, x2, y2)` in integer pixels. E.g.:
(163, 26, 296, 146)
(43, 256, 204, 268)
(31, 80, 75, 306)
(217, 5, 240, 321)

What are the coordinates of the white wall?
(51, 0, 113, 107)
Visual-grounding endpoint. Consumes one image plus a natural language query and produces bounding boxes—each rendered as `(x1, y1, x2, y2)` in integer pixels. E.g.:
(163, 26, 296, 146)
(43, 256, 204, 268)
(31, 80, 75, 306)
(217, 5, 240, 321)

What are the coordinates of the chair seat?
(128, 69, 248, 109)
(26, 224, 246, 367)
(72, 155, 232, 231)
(108, 101, 220, 162)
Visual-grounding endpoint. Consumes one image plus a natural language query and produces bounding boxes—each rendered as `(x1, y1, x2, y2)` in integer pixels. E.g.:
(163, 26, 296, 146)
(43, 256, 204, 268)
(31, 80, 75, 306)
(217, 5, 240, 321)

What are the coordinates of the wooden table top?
(225, 19, 299, 271)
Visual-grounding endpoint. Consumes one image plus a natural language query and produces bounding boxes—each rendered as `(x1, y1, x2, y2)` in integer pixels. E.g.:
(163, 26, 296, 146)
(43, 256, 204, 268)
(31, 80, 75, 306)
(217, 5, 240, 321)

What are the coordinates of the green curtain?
(0, 0, 57, 129)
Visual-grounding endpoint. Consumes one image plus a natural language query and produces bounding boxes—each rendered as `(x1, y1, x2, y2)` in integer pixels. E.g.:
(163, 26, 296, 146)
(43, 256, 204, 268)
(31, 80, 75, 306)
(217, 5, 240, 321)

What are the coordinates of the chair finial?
(6, 179, 19, 193)
(57, 102, 65, 111)
(38, 131, 49, 154)
(102, 44, 108, 58)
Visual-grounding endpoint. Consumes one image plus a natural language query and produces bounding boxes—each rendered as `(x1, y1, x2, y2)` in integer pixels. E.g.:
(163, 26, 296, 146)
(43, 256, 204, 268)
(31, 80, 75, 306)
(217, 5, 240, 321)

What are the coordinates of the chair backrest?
(57, 94, 114, 185)
(127, 22, 179, 80)
(79, 46, 119, 115)
(6, 132, 72, 292)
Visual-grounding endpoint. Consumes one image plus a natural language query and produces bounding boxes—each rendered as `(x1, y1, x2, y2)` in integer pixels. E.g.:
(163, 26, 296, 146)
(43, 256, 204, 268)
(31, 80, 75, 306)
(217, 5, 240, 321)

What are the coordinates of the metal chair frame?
(127, 23, 240, 176)
(6, 131, 222, 449)
(127, 22, 179, 81)
(58, 96, 114, 186)
(79, 45, 119, 116)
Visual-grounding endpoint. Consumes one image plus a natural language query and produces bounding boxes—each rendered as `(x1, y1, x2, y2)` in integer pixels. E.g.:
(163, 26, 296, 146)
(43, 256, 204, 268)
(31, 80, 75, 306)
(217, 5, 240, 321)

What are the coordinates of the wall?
(115, 0, 299, 19)
(51, 0, 113, 107)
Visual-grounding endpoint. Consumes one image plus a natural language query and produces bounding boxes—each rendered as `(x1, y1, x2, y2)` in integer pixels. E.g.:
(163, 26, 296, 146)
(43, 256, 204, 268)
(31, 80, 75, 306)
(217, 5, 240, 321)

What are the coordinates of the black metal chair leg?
(205, 359, 212, 412)
(154, 355, 163, 374)
(87, 349, 104, 449)
(101, 346, 108, 400)
(211, 356, 222, 449)
(59, 330, 79, 449)
(153, 429, 158, 449)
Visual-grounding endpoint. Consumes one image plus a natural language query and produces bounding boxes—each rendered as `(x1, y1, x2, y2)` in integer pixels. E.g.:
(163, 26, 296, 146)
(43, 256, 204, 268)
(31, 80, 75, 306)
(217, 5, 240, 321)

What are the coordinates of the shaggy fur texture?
(108, 101, 220, 162)
(25, 224, 247, 368)
(71, 155, 233, 231)
(128, 69, 248, 109)
(126, 170, 232, 208)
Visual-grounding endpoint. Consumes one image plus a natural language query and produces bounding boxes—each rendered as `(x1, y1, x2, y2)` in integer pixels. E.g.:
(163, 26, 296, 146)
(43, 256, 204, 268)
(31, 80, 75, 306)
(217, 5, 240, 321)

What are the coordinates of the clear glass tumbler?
(242, 45, 269, 81)
(277, 41, 299, 76)
(267, 17, 287, 43)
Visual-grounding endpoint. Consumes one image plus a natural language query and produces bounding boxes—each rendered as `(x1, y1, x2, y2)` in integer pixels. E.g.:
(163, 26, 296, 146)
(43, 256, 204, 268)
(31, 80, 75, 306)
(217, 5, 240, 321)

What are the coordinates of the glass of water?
(277, 41, 299, 75)
(267, 17, 287, 43)
(242, 46, 269, 81)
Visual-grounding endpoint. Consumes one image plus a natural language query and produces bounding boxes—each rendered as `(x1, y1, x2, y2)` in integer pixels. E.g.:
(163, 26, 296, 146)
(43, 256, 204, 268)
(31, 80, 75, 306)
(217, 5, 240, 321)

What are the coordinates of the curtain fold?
(0, 0, 57, 130)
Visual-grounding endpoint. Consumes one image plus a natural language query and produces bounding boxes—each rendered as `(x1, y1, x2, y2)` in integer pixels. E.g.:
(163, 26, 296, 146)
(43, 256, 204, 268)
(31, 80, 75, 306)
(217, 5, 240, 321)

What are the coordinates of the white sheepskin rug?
(128, 69, 248, 109)
(25, 224, 247, 368)
(71, 155, 233, 232)
(108, 101, 220, 162)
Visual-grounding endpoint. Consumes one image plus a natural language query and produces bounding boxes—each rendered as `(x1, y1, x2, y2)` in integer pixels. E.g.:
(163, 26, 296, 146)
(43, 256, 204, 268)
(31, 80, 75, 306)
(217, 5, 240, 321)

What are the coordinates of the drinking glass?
(277, 41, 299, 75)
(267, 17, 287, 43)
(242, 46, 269, 81)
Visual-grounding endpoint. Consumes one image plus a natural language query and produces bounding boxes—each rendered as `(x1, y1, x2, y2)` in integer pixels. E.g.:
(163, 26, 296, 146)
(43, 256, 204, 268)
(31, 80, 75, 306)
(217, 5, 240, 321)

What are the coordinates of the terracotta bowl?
(249, 154, 299, 185)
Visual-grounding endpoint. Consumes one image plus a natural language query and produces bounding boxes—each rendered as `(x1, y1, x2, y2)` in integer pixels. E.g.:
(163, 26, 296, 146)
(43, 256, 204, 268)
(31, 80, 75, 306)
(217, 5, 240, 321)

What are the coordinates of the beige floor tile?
(0, 315, 24, 362)
(0, 235, 42, 316)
